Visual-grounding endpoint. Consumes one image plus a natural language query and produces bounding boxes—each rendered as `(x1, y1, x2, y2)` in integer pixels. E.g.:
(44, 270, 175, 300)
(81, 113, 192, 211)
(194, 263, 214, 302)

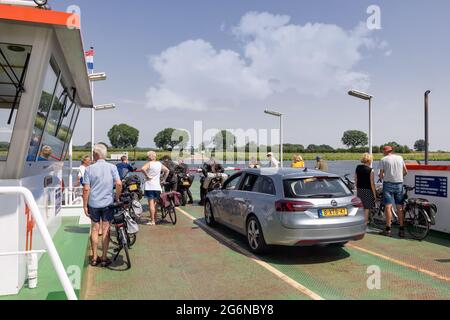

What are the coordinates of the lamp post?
(348, 90, 373, 155)
(264, 109, 284, 168)
(88, 72, 107, 157)
(424, 90, 431, 165)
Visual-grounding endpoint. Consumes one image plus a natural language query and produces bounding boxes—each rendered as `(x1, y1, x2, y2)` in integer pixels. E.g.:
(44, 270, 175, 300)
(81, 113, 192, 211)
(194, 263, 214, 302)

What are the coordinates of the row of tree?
(72, 124, 430, 154)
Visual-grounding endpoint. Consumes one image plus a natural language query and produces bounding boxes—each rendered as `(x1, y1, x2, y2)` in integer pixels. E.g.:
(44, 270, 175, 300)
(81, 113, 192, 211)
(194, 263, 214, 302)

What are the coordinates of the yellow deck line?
(347, 243, 450, 283)
(176, 207, 324, 301)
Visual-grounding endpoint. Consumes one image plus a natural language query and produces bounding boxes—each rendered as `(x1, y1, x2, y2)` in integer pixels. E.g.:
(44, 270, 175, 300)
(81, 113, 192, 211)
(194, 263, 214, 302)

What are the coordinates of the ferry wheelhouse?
(0, 0, 92, 298)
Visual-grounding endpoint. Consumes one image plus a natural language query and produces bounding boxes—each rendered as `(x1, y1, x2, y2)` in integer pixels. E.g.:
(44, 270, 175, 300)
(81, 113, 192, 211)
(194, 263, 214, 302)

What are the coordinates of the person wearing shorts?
(83, 144, 122, 267)
(141, 151, 169, 226)
(378, 146, 408, 238)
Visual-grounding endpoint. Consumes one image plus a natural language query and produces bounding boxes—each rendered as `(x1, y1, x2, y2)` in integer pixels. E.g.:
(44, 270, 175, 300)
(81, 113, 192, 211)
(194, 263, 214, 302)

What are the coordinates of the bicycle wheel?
(128, 233, 137, 247)
(118, 227, 131, 269)
(168, 200, 177, 225)
(405, 207, 430, 240)
(369, 203, 386, 230)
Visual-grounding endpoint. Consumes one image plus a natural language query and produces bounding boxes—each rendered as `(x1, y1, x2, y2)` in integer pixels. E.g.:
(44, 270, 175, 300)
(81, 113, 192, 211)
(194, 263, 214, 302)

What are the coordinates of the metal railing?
(0, 186, 77, 300)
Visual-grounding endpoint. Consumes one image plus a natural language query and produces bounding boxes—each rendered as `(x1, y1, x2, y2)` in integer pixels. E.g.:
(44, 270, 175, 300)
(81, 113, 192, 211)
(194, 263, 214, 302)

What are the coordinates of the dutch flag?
(85, 47, 94, 71)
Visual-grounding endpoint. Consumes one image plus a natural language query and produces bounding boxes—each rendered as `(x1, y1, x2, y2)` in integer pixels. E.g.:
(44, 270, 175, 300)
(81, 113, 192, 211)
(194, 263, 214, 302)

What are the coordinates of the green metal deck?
(3, 181, 449, 300)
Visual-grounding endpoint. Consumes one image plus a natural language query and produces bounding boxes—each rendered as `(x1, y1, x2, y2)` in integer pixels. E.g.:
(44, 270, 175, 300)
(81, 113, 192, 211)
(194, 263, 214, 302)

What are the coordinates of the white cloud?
(146, 12, 388, 111)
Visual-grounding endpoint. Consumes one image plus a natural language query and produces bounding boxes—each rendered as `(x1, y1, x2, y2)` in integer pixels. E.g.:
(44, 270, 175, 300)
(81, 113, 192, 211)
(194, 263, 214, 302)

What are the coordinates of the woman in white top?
(76, 155, 91, 187)
(141, 151, 169, 225)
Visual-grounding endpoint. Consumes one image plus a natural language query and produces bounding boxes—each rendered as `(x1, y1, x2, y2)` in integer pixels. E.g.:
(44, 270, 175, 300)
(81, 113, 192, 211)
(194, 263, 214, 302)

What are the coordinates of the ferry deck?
(0, 1, 449, 301)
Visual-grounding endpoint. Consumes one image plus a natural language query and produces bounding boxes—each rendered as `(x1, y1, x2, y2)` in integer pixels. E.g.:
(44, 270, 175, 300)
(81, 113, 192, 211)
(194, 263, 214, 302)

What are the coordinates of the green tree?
(108, 124, 139, 149)
(154, 128, 187, 150)
(342, 130, 368, 149)
(213, 130, 236, 151)
(414, 139, 426, 152)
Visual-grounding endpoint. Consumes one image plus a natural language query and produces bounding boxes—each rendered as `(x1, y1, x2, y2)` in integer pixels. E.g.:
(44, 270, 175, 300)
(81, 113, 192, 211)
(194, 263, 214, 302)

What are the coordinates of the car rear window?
(284, 177, 352, 198)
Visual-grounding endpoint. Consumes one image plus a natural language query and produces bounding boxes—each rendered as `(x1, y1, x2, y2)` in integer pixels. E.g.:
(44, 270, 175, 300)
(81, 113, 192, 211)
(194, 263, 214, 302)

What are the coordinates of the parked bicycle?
(369, 184, 437, 240)
(110, 192, 139, 248)
(157, 184, 179, 225)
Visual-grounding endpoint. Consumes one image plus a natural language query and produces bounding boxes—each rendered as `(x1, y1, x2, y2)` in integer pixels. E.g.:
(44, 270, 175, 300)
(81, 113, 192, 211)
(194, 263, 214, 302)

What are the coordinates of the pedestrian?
(267, 152, 280, 168)
(76, 155, 91, 187)
(141, 151, 170, 226)
(248, 156, 261, 168)
(116, 155, 134, 180)
(378, 146, 408, 237)
(291, 154, 305, 168)
(83, 144, 122, 267)
(355, 153, 376, 224)
(315, 156, 328, 171)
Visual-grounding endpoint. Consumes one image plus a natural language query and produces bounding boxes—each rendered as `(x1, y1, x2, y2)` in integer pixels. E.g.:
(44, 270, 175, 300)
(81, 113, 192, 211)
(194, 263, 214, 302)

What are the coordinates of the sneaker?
(398, 229, 405, 238)
(379, 229, 392, 237)
(144, 221, 153, 226)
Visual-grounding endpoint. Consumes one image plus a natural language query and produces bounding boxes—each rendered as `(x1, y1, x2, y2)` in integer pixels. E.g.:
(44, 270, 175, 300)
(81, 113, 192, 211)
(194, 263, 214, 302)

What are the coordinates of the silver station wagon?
(204, 168, 366, 253)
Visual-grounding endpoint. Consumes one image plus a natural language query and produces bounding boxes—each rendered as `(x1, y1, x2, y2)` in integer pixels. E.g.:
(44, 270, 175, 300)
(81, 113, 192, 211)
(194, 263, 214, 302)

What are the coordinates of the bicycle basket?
(132, 200, 143, 216)
(124, 210, 139, 234)
(113, 209, 126, 225)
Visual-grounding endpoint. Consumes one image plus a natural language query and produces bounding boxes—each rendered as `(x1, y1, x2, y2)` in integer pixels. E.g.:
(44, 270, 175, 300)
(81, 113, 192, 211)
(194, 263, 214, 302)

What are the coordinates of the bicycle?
(110, 193, 138, 247)
(157, 186, 179, 225)
(110, 200, 134, 269)
(369, 184, 437, 240)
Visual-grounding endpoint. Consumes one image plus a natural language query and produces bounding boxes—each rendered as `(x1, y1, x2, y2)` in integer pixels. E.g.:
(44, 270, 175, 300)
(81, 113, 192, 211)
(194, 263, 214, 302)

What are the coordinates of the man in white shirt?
(378, 146, 408, 238)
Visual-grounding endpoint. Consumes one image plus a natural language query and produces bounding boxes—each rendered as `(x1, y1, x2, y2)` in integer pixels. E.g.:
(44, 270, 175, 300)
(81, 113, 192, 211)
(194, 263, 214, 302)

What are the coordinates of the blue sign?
(415, 176, 448, 198)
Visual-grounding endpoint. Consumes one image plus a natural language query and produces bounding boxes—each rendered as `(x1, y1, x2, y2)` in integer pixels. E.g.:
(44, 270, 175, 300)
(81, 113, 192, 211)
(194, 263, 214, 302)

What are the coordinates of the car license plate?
(129, 184, 138, 191)
(319, 208, 348, 217)
(182, 181, 190, 186)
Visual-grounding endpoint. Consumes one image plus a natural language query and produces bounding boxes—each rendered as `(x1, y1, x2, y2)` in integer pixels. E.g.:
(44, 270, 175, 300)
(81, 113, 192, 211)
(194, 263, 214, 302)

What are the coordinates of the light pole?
(348, 90, 373, 155)
(88, 72, 107, 157)
(264, 109, 284, 167)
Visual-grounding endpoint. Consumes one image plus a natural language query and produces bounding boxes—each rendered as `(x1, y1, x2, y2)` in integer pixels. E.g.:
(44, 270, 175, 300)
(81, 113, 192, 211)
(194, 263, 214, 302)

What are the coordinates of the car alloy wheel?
(247, 219, 260, 250)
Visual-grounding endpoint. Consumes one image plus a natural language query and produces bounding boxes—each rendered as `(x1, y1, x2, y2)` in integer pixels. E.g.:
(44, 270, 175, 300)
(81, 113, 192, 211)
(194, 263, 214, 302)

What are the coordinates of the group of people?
(249, 152, 328, 171)
(81, 146, 197, 266)
(355, 146, 408, 237)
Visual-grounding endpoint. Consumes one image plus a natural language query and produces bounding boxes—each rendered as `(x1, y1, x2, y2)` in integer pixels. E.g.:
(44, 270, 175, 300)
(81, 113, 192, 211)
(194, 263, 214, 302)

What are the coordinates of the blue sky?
(53, 0, 450, 150)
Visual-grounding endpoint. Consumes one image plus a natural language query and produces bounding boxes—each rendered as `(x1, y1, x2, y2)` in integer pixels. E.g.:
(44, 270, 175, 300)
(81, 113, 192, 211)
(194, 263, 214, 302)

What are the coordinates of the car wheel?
(246, 216, 268, 254)
(204, 201, 216, 227)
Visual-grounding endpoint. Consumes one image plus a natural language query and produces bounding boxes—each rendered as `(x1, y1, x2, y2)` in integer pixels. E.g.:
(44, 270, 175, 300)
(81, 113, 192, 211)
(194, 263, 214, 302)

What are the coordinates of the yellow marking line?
(176, 207, 324, 301)
(347, 243, 450, 283)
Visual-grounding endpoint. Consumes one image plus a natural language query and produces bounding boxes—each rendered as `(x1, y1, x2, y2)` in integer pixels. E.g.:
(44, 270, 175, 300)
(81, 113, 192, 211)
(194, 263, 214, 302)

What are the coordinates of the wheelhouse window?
(0, 43, 32, 161)
(26, 58, 80, 162)
(26, 59, 58, 161)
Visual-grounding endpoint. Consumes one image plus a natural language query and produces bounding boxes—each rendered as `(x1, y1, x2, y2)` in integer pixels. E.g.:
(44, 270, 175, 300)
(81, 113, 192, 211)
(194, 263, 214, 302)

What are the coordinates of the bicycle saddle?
(404, 185, 415, 191)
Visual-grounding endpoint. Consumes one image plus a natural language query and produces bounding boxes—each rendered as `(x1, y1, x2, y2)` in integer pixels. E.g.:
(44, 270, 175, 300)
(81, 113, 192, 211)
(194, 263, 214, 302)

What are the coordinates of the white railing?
(0, 187, 77, 300)
(63, 186, 83, 206)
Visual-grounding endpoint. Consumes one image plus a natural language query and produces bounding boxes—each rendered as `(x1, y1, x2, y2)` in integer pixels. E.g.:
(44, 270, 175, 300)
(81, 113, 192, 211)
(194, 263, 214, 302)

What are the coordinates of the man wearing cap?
(267, 152, 280, 168)
(315, 156, 328, 172)
(378, 146, 408, 237)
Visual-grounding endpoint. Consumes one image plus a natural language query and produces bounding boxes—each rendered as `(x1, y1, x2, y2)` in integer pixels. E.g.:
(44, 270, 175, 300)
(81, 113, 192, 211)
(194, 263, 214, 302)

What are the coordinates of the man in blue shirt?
(83, 144, 122, 267)
(116, 155, 134, 180)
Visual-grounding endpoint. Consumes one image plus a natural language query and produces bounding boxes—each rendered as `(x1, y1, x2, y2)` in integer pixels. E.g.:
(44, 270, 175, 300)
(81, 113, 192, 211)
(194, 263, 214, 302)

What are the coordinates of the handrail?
(0, 187, 77, 300)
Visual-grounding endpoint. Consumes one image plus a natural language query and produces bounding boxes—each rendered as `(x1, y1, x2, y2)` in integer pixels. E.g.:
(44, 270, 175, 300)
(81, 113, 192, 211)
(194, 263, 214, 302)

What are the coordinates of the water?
(63, 160, 450, 183)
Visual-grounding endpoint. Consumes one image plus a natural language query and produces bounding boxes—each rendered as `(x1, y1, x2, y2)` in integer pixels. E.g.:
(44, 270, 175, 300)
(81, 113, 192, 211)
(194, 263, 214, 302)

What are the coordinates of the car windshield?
(284, 177, 352, 198)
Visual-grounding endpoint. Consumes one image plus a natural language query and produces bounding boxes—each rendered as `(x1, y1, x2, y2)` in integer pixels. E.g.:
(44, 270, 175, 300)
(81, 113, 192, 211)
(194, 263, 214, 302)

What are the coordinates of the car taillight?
(275, 200, 314, 212)
(351, 197, 363, 208)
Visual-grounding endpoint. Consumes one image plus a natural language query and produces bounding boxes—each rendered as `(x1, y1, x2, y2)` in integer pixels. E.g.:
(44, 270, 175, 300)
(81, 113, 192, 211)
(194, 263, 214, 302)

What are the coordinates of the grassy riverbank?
(66, 150, 450, 162)
(2, 150, 449, 162)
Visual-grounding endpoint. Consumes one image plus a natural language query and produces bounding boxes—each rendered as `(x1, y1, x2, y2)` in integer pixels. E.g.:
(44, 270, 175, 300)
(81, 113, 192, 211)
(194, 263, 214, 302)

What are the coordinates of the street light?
(94, 103, 115, 111)
(348, 90, 374, 155)
(264, 109, 284, 167)
(88, 72, 107, 82)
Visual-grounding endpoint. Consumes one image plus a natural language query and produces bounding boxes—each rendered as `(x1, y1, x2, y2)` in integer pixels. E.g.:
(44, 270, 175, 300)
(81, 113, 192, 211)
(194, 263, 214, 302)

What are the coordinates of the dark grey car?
(205, 168, 366, 253)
